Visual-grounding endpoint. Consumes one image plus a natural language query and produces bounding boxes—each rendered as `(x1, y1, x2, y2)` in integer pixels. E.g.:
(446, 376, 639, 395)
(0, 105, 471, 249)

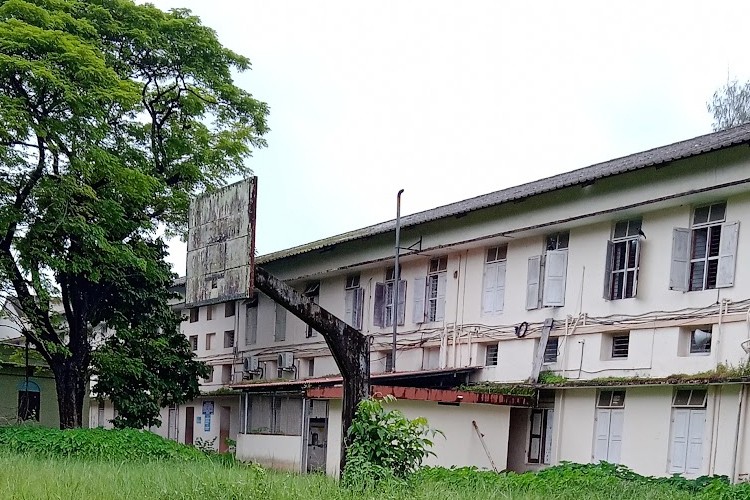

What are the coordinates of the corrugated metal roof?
(258, 124, 750, 264)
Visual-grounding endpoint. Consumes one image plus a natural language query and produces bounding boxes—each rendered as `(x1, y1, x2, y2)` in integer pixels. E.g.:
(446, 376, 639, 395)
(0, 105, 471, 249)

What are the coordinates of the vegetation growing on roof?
(457, 383, 536, 396)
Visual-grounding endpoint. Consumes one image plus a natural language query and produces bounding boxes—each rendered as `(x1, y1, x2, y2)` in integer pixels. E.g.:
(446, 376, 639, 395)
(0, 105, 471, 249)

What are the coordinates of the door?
(307, 418, 328, 472)
(669, 409, 705, 475)
(219, 406, 231, 453)
(184, 407, 194, 445)
(594, 408, 624, 463)
(167, 405, 178, 440)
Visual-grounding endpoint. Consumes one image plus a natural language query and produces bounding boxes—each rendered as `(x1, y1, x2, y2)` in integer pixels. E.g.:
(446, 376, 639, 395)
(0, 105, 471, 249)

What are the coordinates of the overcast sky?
(148, 0, 750, 275)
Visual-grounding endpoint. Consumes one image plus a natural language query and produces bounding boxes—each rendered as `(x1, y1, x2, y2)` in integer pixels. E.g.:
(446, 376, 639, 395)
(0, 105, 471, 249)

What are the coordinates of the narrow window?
(205, 333, 215, 351)
(221, 364, 232, 384)
(542, 232, 569, 307)
(384, 352, 394, 372)
(668, 389, 707, 475)
(303, 282, 320, 337)
(225, 301, 236, 318)
(482, 246, 507, 316)
(384, 267, 396, 327)
(544, 337, 559, 363)
(605, 220, 642, 300)
(426, 257, 448, 322)
(245, 294, 258, 345)
(345, 274, 364, 329)
(189, 308, 199, 323)
(611, 335, 629, 358)
(189, 335, 198, 351)
(274, 304, 286, 342)
(528, 408, 554, 464)
(485, 344, 499, 366)
(690, 203, 725, 291)
(308, 358, 315, 378)
(223, 330, 235, 349)
(206, 305, 213, 321)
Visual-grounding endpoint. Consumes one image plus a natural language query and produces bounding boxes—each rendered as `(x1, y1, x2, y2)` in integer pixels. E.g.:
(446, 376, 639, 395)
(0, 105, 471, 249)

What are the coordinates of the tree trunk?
(52, 359, 86, 429)
(254, 266, 370, 475)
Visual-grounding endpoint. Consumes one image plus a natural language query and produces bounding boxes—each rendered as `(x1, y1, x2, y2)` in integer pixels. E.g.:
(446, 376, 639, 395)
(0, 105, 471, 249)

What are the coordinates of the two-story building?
(95, 123, 750, 482)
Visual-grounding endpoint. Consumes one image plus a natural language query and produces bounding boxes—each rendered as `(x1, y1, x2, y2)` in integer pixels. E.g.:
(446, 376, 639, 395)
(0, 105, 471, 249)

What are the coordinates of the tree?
(707, 79, 750, 131)
(0, 0, 268, 428)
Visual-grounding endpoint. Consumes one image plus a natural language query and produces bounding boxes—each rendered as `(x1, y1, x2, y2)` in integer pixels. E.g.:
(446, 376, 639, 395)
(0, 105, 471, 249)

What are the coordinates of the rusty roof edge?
(255, 124, 750, 264)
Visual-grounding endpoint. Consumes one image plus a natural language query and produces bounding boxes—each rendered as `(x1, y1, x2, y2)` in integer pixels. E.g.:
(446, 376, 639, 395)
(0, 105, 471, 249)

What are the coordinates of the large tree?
(707, 79, 750, 131)
(0, 0, 268, 428)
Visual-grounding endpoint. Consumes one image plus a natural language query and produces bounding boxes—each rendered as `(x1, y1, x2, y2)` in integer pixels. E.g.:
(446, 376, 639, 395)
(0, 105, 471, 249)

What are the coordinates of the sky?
(148, 0, 750, 275)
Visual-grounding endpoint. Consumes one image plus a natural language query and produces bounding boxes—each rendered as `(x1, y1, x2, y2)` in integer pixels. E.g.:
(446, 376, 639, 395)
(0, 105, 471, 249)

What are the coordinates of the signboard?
(202, 400, 215, 415)
(186, 178, 257, 306)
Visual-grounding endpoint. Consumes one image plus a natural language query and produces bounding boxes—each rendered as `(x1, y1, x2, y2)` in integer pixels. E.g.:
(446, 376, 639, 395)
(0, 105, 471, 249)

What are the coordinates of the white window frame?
(528, 232, 569, 309)
(543, 337, 559, 364)
(528, 408, 554, 465)
(485, 344, 499, 366)
(426, 257, 448, 322)
(345, 274, 364, 330)
(593, 390, 625, 464)
(611, 334, 629, 359)
(668, 389, 707, 476)
(303, 282, 320, 337)
(482, 246, 507, 316)
(374, 268, 405, 328)
(604, 220, 641, 300)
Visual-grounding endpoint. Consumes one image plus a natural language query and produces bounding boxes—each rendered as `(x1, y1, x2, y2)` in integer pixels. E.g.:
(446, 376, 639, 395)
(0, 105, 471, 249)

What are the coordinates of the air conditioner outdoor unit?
(278, 352, 294, 371)
(243, 356, 260, 373)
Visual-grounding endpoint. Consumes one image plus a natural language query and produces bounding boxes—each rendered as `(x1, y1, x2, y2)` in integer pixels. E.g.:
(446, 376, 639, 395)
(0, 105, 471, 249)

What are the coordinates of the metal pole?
(392, 189, 404, 372)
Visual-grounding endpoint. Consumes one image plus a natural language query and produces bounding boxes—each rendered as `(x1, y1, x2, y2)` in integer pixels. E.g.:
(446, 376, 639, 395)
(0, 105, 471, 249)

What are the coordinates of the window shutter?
(716, 221, 739, 288)
(593, 409, 611, 462)
(526, 256, 542, 310)
(435, 274, 447, 322)
(496, 262, 506, 314)
(246, 305, 258, 345)
(482, 262, 498, 315)
(373, 283, 385, 327)
(544, 409, 555, 465)
(685, 410, 705, 475)
(603, 240, 614, 300)
(274, 304, 286, 341)
(632, 239, 642, 297)
(607, 409, 624, 464)
(669, 409, 690, 473)
(354, 288, 365, 330)
(344, 289, 354, 326)
(542, 250, 568, 307)
(669, 228, 690, 291)
(413, 277, 426, 324)
(397, 280, 407, 325)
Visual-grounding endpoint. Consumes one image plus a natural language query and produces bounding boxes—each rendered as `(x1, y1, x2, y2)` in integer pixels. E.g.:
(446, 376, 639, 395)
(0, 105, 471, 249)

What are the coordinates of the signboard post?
(185, 178, 257, 307)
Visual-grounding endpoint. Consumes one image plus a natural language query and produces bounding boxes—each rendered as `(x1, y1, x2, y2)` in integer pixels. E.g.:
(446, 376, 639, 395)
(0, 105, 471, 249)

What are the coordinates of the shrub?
(0, 425, 207, 462)
(342, 395, 441, 490)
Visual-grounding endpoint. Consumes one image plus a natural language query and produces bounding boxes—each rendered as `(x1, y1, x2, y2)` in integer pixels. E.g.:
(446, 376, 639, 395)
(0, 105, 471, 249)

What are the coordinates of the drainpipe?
(392, 189, 404, 372)
(709, 386, 723, 475)
(731, 384, 746, 483)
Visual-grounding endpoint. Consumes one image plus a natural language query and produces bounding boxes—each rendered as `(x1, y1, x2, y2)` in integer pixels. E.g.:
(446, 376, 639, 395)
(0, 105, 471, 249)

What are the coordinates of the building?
(96, 123, 750, 481)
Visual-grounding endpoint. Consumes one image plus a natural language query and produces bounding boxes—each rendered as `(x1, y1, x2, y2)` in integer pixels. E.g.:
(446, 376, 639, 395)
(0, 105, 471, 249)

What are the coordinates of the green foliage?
(342, 395, 441, 490)
(0, 0, 268, 427)
(194, 436, 217, 454)
(538, 371, 567, 384)
(457, 382, 536, 396)
(0, 425, 206, 462)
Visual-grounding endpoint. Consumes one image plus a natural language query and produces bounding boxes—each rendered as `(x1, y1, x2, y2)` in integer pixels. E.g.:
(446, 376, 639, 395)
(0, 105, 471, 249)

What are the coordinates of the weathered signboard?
(185, 177, 257, 306)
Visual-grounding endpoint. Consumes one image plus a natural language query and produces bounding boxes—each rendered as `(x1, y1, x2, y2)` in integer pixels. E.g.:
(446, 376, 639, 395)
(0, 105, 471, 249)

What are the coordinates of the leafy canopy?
(0, 0, 268, 427)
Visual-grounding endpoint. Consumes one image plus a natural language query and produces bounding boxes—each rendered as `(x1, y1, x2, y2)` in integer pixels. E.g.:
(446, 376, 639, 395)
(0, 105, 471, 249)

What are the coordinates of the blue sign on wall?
(204, 413, 211, 432)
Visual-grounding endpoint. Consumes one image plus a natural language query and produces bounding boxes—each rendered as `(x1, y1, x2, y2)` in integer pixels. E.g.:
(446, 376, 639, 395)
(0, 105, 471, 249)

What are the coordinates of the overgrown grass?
(1, 426, 749, 499)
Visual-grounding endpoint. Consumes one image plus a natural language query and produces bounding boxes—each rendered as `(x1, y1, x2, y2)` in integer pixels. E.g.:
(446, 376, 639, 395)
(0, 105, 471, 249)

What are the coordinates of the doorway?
(184, 407, 194, 445)
(219, 406, 231, 453)
(306, 400, 328, 472)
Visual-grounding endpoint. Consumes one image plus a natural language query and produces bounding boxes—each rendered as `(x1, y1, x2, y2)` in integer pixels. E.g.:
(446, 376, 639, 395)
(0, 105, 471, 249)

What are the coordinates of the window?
(203, 365, 215, 383)
(670, 202, 739, 292)
(274, 304, 286, 341)
(689, 329, 712, 354)
(345, 274, 364, 330)
(669, 389, 707, 475)
(594, 390, 625, 464)
(189, 335, 198, 351)
(221, 364, 232, 384)
(426, 257, 448, 322)
(304, 282, 320, 337)
(482, 246, 507, 315)
(384, 352, 394, 373)
(308, 358, 315, 377)
(374, 268, 405, 328)
(485, 344, 499, 366)
(224, 330, 235, 349)
(604, 220, 642, 300)
(97, 400, 105, 428)
(205, 332, 215, 350)
(528, 232, 569, 309)
(225, 301, 236, 317)
(528, 409, 554, 464)
(245, 296, 258, 346)
(206, 305, 213, 321)
(245, 395, 303, 436)
(189, 308, 199, 323)
(17, 382, 40, 422)
(611, 335, 629, 358)
(544, 337, 559, 364)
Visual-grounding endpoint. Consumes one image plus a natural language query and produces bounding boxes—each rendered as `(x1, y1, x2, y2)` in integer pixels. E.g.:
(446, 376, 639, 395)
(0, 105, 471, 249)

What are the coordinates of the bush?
(342, 395, 441, 490)
(0, 425, 207, 462)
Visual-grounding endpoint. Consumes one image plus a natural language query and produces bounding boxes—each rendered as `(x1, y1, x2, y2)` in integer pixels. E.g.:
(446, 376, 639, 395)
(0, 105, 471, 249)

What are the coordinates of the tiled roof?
(258, 124, 750, 263)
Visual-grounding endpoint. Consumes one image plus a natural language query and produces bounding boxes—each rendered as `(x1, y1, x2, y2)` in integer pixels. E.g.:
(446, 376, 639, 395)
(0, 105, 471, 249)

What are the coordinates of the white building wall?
(236, 434, 303, 470)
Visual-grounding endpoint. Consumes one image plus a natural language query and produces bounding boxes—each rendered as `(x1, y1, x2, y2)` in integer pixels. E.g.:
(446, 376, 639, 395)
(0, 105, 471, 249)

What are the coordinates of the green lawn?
(0, 452, 737, 500)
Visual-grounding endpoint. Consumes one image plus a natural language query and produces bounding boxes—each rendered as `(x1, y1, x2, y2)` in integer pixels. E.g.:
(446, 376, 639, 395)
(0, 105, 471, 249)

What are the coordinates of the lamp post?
(392, 189, 404, 372)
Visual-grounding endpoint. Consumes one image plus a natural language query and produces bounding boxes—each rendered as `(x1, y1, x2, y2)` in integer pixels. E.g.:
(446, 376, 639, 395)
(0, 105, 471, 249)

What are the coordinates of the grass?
(0, 453, 745, 500)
